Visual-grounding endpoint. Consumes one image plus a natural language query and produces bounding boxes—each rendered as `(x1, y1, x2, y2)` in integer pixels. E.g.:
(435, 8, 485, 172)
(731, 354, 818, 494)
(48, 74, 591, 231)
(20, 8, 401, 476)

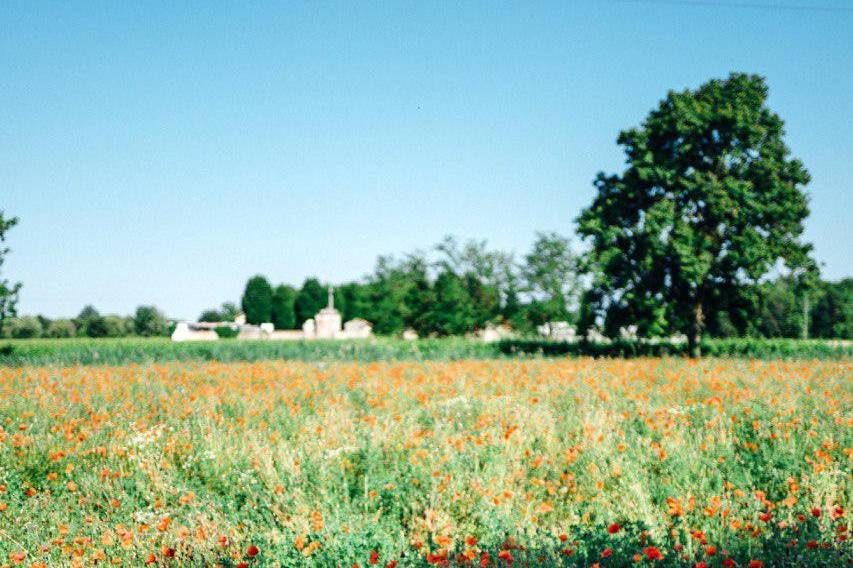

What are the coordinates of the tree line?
(1, 73, 851, 349)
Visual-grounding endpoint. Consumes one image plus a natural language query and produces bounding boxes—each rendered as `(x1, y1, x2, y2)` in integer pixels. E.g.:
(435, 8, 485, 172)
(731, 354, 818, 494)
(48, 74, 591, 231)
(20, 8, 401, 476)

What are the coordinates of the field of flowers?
(0, 358, 850, 567)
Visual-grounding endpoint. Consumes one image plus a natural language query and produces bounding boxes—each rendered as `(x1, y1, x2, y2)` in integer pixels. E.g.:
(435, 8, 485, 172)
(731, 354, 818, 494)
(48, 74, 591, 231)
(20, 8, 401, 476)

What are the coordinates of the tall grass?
(0, 336, 849, 367)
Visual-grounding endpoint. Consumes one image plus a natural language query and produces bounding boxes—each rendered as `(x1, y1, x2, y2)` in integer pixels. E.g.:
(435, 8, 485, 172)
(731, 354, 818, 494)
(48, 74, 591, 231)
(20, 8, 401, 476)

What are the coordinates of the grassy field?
(0, 358, 849, 567)
(0, 337, 850, 366)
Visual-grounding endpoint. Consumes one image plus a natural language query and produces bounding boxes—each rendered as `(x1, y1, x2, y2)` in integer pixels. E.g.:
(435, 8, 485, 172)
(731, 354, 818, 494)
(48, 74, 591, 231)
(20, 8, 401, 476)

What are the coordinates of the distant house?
(171, 287, 373, 341)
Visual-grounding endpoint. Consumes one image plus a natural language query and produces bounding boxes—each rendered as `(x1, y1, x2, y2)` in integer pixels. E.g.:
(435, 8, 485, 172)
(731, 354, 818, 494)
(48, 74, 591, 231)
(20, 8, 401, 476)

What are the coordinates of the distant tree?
(427, 271, 475, 336)
(103, 315, 131, 337)
(811, 278, 851, 339)
(338, 282, 371, 322)
(364, 254, 429, 335)
(46, 319, 76, 338)
(198, 302, 239, 323)
(756, 277, 801, 338)
(271, 285, 297, 330)
(294, 278, 327, 326)
(463, 272, 500, 329)
(0, 211, 22, 335)
(577, 73, 814, 356)
(133, 305, 168, 336)
(402, 263, 435, 336)
(76, 305, 107, 338)
(241, 275, 274, 325)
(0, 316, 42, 339)
(219, 302, 240, 321)
(198, 309, 223, 323)
(436, 235, 516, 324)
(521, 232, 577, 327)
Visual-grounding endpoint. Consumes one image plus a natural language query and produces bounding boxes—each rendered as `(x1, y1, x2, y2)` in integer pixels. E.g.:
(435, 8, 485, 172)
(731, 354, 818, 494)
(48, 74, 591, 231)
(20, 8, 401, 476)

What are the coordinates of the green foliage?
(132, 305, 169, 337)
(103, 315, 132, 337)
(421, 271, 474, 336)
(241, 275, 274, 325)
(214, 325, 239, 338)
(0, 210, 22, 335)
(810, 278, 851, 339)
(0, 336, 847, 367)
(199, 302, 240, 323)
(0, 316, 42, 339)
(294, 277, 327, 326)
(76, 305, 107, 338)
(45, 319, 76, 338)
(522, 232, 577, 326)
(271, 285, 297, 330)
(578, 73, 815, 356)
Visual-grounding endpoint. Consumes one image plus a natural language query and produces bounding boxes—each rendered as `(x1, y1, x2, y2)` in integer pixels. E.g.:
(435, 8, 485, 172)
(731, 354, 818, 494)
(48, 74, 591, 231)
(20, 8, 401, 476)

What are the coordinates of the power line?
(613, 0, 853, 13)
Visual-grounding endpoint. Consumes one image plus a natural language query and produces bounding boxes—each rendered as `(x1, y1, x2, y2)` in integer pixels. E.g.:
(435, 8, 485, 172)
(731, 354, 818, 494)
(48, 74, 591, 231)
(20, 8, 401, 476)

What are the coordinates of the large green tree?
(521, 232, 577, 329)
(577, 73, 814, 356)
(133, 305, 168, 337)
(294, 278, 327, 326)
(0, 211, 22, 335)
(271, 285, 297, 330)
(241, 275, 274, 325)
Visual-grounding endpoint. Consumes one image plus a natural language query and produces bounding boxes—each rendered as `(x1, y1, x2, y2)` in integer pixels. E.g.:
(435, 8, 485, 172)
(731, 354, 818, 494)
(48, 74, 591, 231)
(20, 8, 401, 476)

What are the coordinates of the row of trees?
(226, 233, 577, 337)
(0, 305, 169, 339)
(227, 236, 849, 340)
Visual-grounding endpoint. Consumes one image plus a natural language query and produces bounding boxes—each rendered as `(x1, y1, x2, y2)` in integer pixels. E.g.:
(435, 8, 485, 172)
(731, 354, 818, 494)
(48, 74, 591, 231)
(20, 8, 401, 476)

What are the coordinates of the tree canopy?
(577, 73, 815, 356)
(0, 211, 22, 335)
(241, 275, 274, 325)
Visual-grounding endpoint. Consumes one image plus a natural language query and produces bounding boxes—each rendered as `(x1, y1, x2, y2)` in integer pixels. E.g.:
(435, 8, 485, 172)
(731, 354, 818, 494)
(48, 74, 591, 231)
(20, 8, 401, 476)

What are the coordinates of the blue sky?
(2, 1, 851, 319)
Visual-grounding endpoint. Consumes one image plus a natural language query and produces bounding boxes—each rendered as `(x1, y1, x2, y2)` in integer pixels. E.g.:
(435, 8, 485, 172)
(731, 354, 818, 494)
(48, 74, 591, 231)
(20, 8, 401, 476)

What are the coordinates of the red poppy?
(695, 563, 708, 568)
(608, 523, 622, 534)
(246, 545, 259, 558)
(386, 562, 398, 568)
(369, 550, 380, 565)
(811, 507, 821, 518)
(723, 558, 735, 568)
(644, 546, 663, 561)
(601, 547, 613, 558)
(748, 561, 763, 568)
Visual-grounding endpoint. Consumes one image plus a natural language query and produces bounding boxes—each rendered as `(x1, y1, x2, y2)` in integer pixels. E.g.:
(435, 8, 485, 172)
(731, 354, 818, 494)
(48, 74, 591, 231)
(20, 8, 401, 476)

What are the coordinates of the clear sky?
(2, 1, 851, 319)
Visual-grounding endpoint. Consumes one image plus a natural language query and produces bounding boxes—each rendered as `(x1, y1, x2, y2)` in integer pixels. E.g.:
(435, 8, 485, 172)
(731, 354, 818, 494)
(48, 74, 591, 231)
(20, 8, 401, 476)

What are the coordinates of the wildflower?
(644, 546, 663, 561)
(608, 522, 622, 534)
(601, 547, 613, 558)
(369, 550, 380, 565)
(246, 545, 259, 558)
(722, 558, 735, 567)
(748, 561, 763, 568)
(811, 507, 821, 518)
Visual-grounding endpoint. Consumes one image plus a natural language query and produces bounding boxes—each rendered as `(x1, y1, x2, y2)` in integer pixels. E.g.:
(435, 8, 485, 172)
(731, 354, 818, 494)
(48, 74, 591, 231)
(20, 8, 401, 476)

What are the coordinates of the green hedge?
(498, 337, 852, 359)
(0, 336, 848, 367)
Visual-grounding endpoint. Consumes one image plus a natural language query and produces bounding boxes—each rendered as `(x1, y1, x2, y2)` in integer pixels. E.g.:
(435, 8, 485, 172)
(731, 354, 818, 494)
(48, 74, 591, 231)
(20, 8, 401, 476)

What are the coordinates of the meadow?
(1, 357, 850, 567)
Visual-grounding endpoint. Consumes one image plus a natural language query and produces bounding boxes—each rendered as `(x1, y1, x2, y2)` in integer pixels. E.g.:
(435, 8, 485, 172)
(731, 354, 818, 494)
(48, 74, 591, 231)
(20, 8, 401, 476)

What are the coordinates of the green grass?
(0, 336, 849, 367)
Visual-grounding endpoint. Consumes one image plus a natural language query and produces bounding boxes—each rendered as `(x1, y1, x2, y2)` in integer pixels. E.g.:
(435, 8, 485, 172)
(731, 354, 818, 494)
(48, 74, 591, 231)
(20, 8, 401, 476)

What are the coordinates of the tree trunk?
(688, 302, 704, 358)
